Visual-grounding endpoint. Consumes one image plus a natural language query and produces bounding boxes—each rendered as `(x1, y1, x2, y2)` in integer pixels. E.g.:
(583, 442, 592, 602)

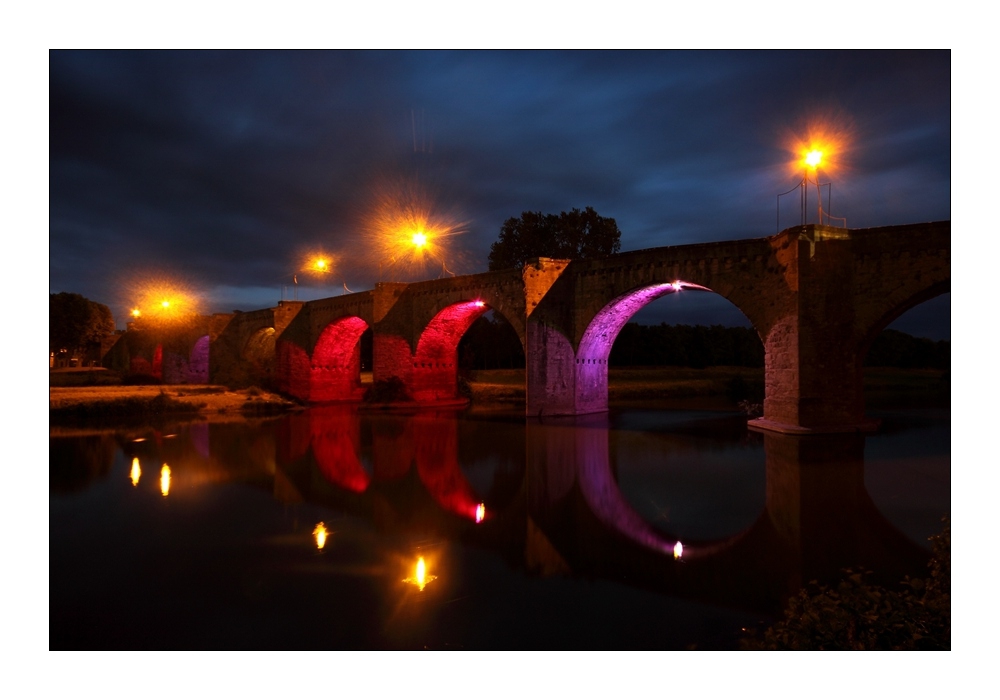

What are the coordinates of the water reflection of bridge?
(105, 408, 934, 616)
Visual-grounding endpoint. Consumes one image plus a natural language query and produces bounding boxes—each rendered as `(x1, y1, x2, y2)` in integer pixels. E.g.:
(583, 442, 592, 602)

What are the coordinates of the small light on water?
(475, 503, 486, 523)
(160, 464, 171, 496)
(130, 458, 141, 487)
(674, 541, 683, 559)
(313, 523, 329, 550)
(404, 556, 437, 592)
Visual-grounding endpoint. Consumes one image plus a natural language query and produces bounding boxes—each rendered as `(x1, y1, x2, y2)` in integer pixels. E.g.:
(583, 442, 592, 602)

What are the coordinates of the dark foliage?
(50, 292, 114, 354)
(742, 517, 950, 650)
(609, 323, 765, 368)
(364, 377, 413, 403)
(487, 207, 621, 271)
(865, 329, 950, 369)
(459, 314, 526, 370)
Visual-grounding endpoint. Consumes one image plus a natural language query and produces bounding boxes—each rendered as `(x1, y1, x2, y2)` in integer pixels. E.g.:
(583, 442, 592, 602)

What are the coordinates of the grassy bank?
(49, 384, 301, 423)
(464, 367, 948, 405)
(463, 367, 766, 405)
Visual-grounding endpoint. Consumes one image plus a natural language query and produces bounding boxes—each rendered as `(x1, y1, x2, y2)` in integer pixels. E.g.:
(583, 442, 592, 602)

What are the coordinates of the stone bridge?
(135, 221, 948, 434)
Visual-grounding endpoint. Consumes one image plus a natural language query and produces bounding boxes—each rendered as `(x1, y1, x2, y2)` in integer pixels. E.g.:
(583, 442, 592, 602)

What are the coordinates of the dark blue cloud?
(49, 50, 950, 336)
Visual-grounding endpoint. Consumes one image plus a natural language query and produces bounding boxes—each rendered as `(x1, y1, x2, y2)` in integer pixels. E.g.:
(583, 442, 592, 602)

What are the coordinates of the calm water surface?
(49, 401, 949, 649)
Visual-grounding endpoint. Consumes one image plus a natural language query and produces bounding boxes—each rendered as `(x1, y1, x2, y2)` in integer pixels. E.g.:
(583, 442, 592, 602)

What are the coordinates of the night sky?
(49, 50, 951, 337)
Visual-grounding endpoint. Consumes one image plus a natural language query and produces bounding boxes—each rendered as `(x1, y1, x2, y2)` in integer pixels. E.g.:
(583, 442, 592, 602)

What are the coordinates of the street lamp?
(803, 149, 823, 224)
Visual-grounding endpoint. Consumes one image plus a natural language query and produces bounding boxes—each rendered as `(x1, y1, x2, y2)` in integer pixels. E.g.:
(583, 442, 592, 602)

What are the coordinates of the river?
(49, 400, 949, 649)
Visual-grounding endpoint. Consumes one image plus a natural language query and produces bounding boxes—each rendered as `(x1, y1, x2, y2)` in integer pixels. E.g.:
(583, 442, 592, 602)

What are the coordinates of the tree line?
(458, 316, 950, 371)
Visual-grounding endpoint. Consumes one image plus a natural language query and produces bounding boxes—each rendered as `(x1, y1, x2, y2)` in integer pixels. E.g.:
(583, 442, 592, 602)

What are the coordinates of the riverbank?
(49, 384, 300, 422)
(49, 366, 948, 422)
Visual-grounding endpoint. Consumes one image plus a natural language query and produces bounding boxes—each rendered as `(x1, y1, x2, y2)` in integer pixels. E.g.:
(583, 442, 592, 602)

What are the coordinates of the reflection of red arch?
(412, 414, 485, 521)
(410, 301, 491, 401)
(310, 406, 370, 493)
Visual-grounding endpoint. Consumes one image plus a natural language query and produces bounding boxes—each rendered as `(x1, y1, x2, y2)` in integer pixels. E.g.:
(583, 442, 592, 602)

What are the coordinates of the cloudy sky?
(49, 50, 950, 337)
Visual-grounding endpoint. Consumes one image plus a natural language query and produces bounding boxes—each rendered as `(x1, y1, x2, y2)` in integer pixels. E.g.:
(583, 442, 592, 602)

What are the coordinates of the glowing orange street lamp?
(411, 231, 428, 248)
(803, 150, 824, 224)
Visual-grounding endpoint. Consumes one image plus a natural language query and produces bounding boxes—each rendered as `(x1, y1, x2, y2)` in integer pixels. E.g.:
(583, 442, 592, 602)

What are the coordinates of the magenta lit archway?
(575, 281, 711, 409)
(410, 300, 494, 401)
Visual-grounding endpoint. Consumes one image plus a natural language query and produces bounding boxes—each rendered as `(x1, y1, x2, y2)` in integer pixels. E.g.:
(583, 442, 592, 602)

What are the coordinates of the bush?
(121, 373, 162, 386)
(741, 517, 950, 650)
(363, 377, 413, 403)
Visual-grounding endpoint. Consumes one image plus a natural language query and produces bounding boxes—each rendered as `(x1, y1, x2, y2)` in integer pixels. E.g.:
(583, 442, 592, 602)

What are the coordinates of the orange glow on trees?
(125, 275, 201, 328)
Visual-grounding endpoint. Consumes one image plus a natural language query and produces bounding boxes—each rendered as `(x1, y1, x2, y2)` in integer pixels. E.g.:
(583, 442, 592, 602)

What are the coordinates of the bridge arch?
(859, 279, 951, 362)
(575, 280, 718, 412)
(243, 327, 276, 384)
(410, 300, 496, 401)
(310, 315, 370, 402)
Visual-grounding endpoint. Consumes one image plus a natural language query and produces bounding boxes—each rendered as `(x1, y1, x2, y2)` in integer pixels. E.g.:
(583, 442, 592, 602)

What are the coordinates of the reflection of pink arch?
(410, 301, 493, 401)
(576, 281, 713, 411)
(311, 316, 370, 402)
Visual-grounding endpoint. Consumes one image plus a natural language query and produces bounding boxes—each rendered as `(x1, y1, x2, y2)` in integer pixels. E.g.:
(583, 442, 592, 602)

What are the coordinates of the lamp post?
(804, 150, 823, 224)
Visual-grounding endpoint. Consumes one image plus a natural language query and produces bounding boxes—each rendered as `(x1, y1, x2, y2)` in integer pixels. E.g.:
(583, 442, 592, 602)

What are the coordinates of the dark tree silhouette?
(49, 292, 114, 354)
(487, 206, 622, 271)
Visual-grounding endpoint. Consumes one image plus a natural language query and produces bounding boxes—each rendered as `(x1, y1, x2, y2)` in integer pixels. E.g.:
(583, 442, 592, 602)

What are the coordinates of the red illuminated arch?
(410, 300, 492, 401)
(310, 316, 370, 402)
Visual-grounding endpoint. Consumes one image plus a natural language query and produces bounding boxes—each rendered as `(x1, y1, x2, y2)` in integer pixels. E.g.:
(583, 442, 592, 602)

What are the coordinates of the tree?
(487, 206, 622, 271)
(50, 292, 115, 354)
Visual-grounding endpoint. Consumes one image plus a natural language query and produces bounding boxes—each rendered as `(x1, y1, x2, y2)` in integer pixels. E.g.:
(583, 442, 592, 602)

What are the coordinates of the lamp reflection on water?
(674, 541, 684, 560)
(404, 556, 437, 592)
(130, 458, 141, 487)
(475, 503, 486, 523)
(160, 464, 171, 497)
(313, 523, 329, 550)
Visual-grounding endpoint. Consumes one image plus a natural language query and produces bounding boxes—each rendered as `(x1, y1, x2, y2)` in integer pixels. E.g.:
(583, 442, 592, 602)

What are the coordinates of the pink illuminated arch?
(574, 282, 710, 410)
(577, 281, 712, 363)
(411, 300, 495, 401)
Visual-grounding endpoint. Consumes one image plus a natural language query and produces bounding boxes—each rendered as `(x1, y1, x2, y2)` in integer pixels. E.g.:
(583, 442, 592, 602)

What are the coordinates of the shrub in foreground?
(741, 517, 950, 650)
